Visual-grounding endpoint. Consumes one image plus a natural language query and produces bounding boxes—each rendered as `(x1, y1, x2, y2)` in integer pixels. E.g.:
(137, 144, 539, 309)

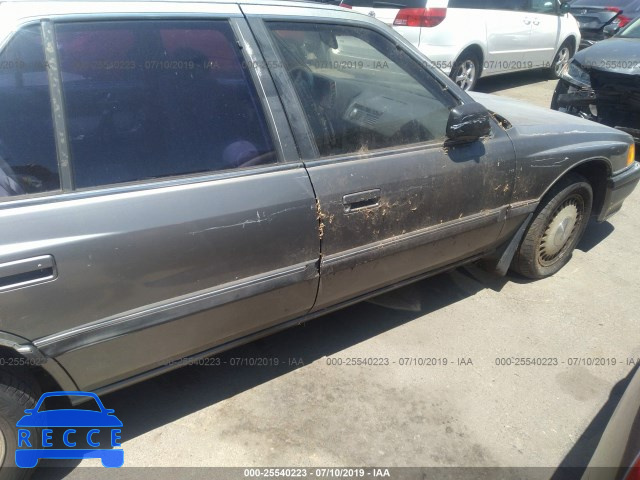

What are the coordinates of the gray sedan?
(0, 0, 638, 476)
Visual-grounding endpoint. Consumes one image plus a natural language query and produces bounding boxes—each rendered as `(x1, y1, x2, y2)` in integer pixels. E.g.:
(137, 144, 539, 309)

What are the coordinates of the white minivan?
(344, 0, 581, 90)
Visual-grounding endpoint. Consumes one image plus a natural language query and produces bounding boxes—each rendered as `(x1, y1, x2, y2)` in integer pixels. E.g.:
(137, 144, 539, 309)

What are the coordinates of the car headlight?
(561, 61, 592, 89)
(627, 143, 636, 167)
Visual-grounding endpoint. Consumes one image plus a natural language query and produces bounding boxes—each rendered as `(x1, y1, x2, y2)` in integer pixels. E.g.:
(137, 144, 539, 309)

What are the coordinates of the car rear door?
(245, 9, 517, 311)
(0, 11, 320, 391)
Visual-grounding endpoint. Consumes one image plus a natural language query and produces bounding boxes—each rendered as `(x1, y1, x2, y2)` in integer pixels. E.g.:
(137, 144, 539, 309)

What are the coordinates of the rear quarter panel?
(415, 4, 487, 66)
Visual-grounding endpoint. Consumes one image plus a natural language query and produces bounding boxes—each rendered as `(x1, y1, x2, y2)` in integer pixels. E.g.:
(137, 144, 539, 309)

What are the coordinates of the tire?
(551, 78, 595, 120)
(0, 369, 40, 480)
(450, 51, 480, 91)
(513, 174, 593, 279)
(550, 79, 568, 111)
(548, 41, 573, 80)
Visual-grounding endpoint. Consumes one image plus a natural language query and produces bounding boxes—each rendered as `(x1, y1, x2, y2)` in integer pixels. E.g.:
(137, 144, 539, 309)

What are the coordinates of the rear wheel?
(513, 174, 592, 279)
(0, 369, 40, 480)
(450, 52, 480, 91)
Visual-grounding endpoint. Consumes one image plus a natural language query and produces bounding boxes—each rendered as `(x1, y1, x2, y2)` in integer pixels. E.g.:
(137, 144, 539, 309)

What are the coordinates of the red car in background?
(569, 0, 640, 47)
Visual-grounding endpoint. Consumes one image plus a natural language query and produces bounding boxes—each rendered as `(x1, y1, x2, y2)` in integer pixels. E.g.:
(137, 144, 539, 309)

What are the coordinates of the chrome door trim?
(34, 260, 318, 357)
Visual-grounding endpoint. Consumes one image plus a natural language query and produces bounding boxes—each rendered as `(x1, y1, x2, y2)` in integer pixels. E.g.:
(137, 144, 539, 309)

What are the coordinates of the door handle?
(524, 17, 532, 25)
(532, 18, 540, 25)
(343, 189, 381, 212)
(0, 255, 57, 292)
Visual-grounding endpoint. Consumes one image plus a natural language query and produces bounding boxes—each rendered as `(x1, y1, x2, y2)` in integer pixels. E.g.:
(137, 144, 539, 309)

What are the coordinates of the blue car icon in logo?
(15, 391, 123, 468)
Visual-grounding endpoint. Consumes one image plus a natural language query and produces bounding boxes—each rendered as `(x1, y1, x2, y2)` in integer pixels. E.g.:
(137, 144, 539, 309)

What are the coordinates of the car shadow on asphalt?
(34, 265, 516, 479)
(577, 220, 615, 253)
(476, 70, 553, 94)
(106, 265, 515, 442)
(551, 363, 640, 480)
(33, 225, 615, 479)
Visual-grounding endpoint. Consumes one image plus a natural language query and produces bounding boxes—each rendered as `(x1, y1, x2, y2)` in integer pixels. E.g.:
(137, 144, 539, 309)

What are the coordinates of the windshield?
(619, 17, 640, 36)
(37, 395, 102, 412)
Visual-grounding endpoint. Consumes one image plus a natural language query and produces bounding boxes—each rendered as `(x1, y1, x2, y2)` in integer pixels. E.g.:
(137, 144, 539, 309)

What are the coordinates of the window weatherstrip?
(245, 17, 320, 160)
(41, 20, 74, 191)
(230, 18, 297, 163)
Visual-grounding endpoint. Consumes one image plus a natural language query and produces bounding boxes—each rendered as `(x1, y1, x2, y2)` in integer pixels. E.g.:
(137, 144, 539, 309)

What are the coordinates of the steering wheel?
(0, 156, 25, 196)
(288, 65, 336, 153)
(289, 65, 315, 90)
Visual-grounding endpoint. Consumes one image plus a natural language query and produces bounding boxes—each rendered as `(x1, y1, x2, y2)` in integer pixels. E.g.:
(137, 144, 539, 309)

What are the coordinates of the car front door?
(483, 0, 534, 74)
(527, 0, 562, 66)
(249, 14, 517, 311)
(0, 15, 320, 391)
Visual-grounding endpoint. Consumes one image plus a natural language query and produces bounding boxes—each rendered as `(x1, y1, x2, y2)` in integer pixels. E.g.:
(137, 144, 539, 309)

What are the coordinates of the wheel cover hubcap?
(555, 47, 570, 75)
(0, 427, 6, 467)
(455, 60, 476, 90)
(539, 197, 582, 265)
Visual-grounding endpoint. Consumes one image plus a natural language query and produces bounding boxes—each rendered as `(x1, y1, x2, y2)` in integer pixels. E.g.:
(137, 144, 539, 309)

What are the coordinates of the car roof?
(0, 0, 368, 50)
(34, 391, 103, 405)
(0, 0, 344, 13)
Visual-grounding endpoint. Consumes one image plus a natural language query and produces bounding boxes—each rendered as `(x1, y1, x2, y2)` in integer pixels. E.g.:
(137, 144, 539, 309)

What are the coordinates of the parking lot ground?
(36, 71, 640, 478)
(476, 69, 558, 106)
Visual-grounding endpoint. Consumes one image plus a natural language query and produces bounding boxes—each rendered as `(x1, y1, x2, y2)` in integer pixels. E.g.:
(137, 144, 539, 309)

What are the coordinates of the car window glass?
(55, 20, 276, 190)
(448, 0, 488, 8)
(346, 0, 427, 7)
(39, 397, 101, 412)
(267, 23, 456, 158)
(0, 26, 59, 199)
(572, 0, 637, 6)
(620, 18, 640, 36)
(529, 0, 557, 14)
(480, 0, 529, 11)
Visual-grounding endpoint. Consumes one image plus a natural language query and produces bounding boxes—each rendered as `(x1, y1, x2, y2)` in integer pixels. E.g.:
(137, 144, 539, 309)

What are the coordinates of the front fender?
(469, 91, 632, 204)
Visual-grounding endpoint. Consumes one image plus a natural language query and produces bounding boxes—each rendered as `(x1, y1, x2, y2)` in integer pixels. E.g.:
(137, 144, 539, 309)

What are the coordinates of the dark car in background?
(552, 17, 640, 153)
(570, 0, 640, 47)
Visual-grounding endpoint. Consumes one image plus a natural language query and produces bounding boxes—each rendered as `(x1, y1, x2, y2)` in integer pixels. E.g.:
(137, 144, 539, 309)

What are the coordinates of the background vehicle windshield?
(571, 0, 639, 6)
(38, 396, 102, 412)
(619, 17, 640, 36)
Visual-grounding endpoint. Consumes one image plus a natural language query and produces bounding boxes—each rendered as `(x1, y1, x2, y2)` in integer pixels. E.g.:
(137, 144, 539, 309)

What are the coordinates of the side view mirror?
(446, 102, 492, 145)
(559, 2, 571, 15)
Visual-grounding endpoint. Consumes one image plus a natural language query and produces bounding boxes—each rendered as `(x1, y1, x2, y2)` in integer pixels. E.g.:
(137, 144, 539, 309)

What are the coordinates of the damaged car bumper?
(551, 29, 640, 157)
(552, 72, 640, 152)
